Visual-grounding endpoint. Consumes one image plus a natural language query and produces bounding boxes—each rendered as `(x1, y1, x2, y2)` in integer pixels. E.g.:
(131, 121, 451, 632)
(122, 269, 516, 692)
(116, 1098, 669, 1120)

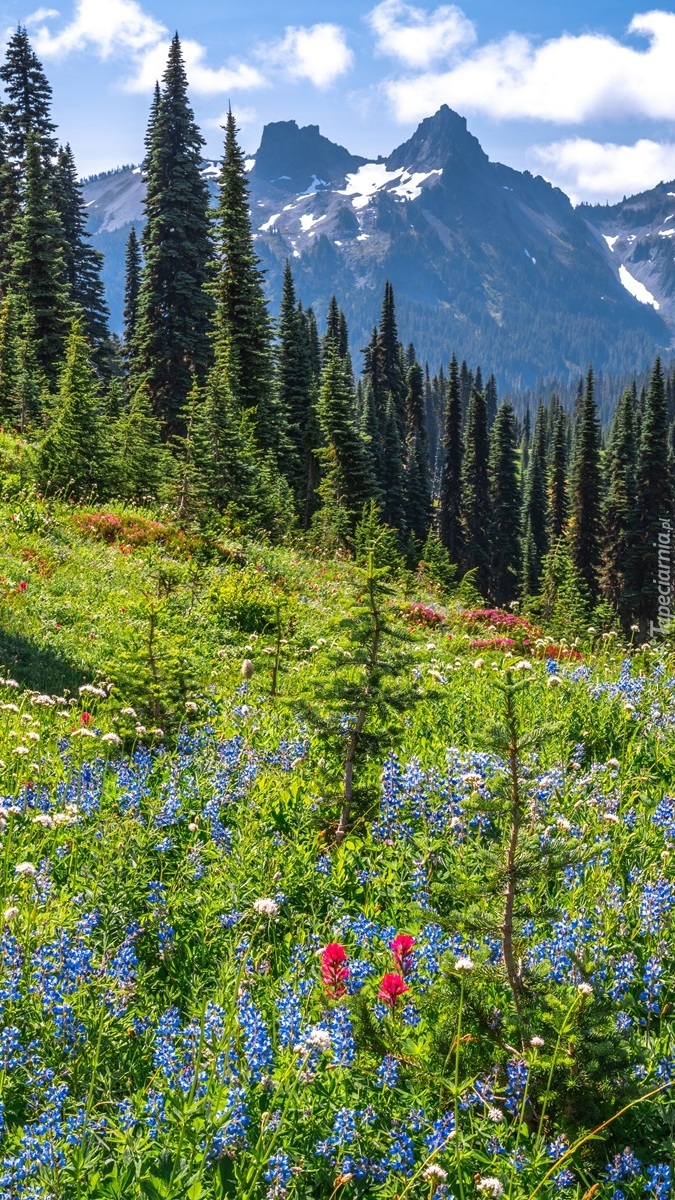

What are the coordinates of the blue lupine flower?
(237, 992, 273, 1082)
(377, 1054, 399, 1088)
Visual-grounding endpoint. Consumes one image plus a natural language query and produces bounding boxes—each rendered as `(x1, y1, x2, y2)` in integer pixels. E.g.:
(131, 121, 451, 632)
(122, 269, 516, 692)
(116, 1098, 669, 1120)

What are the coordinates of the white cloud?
(259, 23, 353, 89)
(123, 38, 266, 94)
(367, 0, 475, 68)
(531, 137, 675, 204)
(379, 9, 675, 124)
(29, 0, 166, 58)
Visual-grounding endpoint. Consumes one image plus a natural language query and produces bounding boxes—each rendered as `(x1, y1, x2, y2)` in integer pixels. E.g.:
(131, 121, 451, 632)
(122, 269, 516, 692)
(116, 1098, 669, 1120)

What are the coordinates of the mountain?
(582, 184, 675, 330)
(83, 107, 673, 385)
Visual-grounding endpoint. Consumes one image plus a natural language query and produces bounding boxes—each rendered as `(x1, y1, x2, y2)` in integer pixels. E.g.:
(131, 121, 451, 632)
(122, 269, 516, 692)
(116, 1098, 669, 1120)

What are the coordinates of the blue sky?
(2, 0, 675, 203)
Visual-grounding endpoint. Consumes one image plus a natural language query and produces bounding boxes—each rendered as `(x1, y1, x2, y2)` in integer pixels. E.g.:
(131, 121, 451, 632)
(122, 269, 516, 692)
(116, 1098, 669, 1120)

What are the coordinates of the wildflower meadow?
(0, 494, 673, 1200)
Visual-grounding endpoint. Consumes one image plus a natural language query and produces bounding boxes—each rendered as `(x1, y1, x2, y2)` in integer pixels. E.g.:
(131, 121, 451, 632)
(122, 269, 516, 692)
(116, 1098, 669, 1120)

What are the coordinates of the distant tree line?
(0, 30, 673, 635)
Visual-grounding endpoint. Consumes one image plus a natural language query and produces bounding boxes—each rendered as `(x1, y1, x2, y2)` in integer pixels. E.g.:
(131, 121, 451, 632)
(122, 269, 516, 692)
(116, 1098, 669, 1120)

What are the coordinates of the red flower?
(321, 942, 349, 999)
(17, 581, 27, 592)
(391, 933, 415, 974)
(378, 972, 409, 1010)
(81, 712, 92, 726)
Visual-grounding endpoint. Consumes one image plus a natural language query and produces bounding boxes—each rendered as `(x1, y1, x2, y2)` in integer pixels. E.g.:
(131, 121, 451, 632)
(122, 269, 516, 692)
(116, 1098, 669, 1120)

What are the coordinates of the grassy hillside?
(0, 482, 673, 1199)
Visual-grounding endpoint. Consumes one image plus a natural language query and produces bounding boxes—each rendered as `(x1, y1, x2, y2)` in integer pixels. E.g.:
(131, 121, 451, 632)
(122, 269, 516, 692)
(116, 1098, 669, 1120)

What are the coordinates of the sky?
(2, 0, 675, 203)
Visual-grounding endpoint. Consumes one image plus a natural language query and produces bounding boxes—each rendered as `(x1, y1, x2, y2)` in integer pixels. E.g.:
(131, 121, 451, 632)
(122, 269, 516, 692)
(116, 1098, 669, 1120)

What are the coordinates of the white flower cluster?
(253, 898, 279, 918)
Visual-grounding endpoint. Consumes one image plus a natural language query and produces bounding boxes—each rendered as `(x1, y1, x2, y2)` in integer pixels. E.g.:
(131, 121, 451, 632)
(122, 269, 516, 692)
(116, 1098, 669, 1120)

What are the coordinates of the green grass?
(0, 487, 673, 1200)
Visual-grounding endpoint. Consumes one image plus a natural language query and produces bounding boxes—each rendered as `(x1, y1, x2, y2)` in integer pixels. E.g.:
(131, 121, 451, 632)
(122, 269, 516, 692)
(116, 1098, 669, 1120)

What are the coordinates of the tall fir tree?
(569, 366, 602, 603)
(10, 132, 70, 384)
(380, 394, 405, 530)
(633, 358, 673, 633)
(123, 227, 142, 358)
(377, 281, 407, 436)
(53, 143, 110, 360)
(404, 360, 431, 544)
(110, 382, 171, 502)
(212, 107, 278, 450)
(133, 35, 213, 433)
(438, 354, 463, 563)
(278, 261, 318, 519)
(600, 386, 637, 623)
(0, 28, 58, 169)
(317, 346, 374, 539)
(549, 401, 568, 539)
(36, 319, 107, 496)
(0, 113, 19, 287)
(520, 404, 550, 596)
(488, 401, 521, 606)
(485, 374, 498, 430)
(461, 384, 491, 595)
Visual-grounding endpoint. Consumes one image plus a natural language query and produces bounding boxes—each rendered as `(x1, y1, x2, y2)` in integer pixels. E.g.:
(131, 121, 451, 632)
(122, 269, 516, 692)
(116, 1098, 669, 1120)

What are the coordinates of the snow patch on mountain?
(619, 265, 660, 309)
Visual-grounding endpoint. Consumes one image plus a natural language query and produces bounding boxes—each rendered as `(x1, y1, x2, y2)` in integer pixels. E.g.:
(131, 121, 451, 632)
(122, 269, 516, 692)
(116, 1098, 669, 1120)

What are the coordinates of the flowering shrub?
(406, 602, 445, 627)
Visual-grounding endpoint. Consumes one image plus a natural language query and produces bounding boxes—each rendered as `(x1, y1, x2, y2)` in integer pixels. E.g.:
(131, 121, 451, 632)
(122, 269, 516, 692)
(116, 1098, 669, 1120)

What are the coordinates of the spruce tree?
(36, 319, 107, 496)
(549, 401, 568, 539)
(317, 347, 374, 539)
(461, 385, 491, 595)
(360, 379, 384, 500)
(633, 358, 673, 633)
(133, 35, 213, 433)
(520, 404, 549, 596)
(600, 386, 637, 623)
(404, 360, 431, 544)
(438, 354, 463, 563)
(324, 295, 341, 361)
(569, 366, 602, 603)
(380, 394, 405, 531)
(123, 227, 142, 357)
(485, 374, 498, 430)
(278, 261, 316, 517)
(0, 28, 58, 168)
(212, 108, 275, 436)
(0, 114, 19, 287)
(110, 382, 171, 502)
(10, 133, 70, 384)
(488, 401, 521, 606)
(53, 143, 110, 360)
(0, 291, 20, 420)
(378, 282, 407, 436)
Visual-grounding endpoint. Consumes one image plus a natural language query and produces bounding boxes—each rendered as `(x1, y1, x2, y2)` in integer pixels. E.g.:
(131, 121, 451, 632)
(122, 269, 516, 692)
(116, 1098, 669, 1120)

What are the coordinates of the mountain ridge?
(83, 106, 673, 385)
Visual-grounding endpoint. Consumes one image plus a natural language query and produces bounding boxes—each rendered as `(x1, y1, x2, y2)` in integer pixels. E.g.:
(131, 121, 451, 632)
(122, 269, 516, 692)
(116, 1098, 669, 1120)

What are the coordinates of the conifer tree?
(520, 404, 549, 596)
(0, 114, 18, 286)
(485, 374, 498, 429)
(360, 379, 384, 499)
(110, 382, 171, 502)
(181, 367, 261, 520)
(53, 143, 110, 360)
(0, 28, 58, 169)
(540, 538, 591, 639)
(212, 107, 275, 437)
(404, 360, 431, 544)
(488, 401, 521, 606)
(600, 386, 637, 622)
(633, 357, 673, 633)
(520, 406, 531, 478)
(461, 385, 491, 594)
(278, 261, 317, 517)
(317, 347, 374, 539)
(459, 359, 472, 428)
(549, 401, 568, 539)
(438, 354, 463, 563)
(36, 319, 107, 496)
(133, 35, 213, 432)
(10, 133, 70, 383)
(0, 291, 20, 420)
(123, 227, 142, 356)
(569, 366, 602, 602)
(377, 282, 407, 435)
(380, 394, 405, 530)
(324, 295, 341, 361)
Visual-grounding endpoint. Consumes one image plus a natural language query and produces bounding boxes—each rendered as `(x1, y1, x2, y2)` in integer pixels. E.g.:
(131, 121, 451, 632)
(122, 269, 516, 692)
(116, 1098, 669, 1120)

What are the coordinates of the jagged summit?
(251, 120, 367, 193)
(386, 105, 486, 173)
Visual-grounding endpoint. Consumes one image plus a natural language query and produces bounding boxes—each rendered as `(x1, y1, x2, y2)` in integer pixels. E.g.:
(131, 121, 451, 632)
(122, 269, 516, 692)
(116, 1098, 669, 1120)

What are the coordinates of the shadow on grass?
(0, 627, 90, 696)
